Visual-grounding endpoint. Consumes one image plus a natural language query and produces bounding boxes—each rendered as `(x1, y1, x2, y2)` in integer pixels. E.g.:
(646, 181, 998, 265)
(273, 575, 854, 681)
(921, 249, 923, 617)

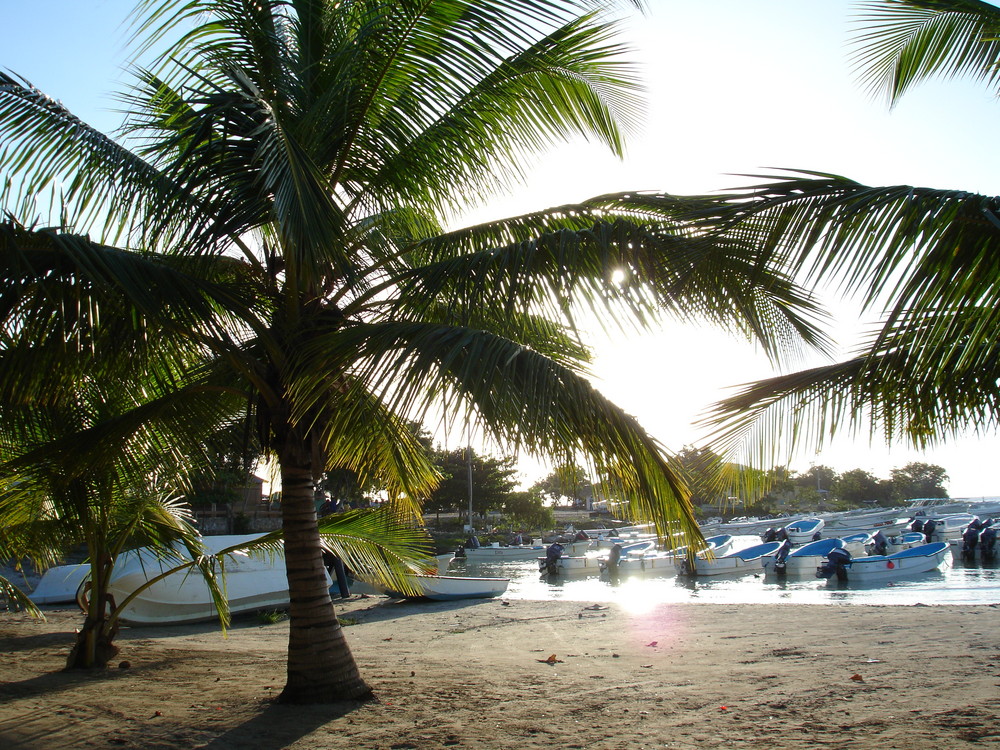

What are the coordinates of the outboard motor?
(812, 531, 823, 541)
(761, 527, 777, 543)
(817, 547, 852, 582)
(922, 518, 938, 544)
(575, 530, 590, 542)
(465, 534, 481, 549)
(909, 518, 925, 534)
(540, 542, 565, 576)
(962, 524, 981, 560)
(870, 530, 889, 556)
(980, 525, 998, 562)
(772, 539, 793, 575)
(776, 527, 789, 542)
(455, 544, 467, 559)
(602, 542, 624, 576)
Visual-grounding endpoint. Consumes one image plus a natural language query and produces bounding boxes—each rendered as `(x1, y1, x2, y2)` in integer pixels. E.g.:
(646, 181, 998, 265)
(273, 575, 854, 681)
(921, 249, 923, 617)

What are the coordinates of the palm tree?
(0, 0, 827, 702)
(689, 0, 1000, 474)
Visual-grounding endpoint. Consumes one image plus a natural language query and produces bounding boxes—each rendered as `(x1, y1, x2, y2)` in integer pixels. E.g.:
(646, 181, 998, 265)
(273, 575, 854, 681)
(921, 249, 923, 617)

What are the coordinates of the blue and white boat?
(541, 540, 655, 576)
(782, 517, 825, 545)
(603, 534, 735, 576)
(762, 537, 845, 576)
(678, 540, 784, 577)
(817, 542, 950, 584)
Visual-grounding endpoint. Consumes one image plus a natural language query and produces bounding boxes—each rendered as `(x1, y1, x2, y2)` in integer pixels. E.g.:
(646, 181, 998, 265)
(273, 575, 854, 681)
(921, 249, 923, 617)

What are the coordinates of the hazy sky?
(5, 0, 1000, 496)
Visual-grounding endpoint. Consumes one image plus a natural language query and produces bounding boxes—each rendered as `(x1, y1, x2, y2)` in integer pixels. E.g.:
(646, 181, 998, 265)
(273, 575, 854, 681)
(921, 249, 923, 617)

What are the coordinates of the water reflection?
(448, 553, 1000, 607)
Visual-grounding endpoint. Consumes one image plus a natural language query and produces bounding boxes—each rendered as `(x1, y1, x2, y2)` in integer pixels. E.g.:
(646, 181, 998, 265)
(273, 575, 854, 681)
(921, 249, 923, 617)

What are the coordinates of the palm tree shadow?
(199, 700, 363, 749)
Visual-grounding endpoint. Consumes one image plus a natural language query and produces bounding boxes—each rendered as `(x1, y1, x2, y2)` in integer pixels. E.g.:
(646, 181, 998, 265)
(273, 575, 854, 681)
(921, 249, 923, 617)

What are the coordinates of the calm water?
(448, 536, 1000, 609)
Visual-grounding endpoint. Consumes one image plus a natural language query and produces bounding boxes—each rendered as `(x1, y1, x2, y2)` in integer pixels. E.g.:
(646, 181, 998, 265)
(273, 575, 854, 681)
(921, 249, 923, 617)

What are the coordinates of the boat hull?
(106, 534, 310, 626)
(828, 543, 949, 584)
(462, 540, 590, 560)
(683, 541, 784, 576)
(29, 563, 90, 605)
(374, 574, 509, 600)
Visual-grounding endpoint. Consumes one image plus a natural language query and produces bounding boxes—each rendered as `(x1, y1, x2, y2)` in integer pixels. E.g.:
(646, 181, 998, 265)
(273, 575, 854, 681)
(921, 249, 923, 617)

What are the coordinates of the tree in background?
(532, 463, 595, 509)
(425, 447, 517, 524)
(502, 488, 555, 534)
(833, 469, 885, 508)
(891, 462, 949, 502)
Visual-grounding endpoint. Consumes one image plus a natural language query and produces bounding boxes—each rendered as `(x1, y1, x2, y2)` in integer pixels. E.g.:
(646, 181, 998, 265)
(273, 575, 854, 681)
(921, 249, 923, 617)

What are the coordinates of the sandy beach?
(1, 596, 998, 749)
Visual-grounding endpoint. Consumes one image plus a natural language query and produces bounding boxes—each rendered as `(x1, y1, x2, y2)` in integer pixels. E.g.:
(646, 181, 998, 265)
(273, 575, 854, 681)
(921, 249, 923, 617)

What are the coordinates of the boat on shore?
(369, 573, 510, 601)
(28, 563, 90, 605)
(105, 534, 307, 626)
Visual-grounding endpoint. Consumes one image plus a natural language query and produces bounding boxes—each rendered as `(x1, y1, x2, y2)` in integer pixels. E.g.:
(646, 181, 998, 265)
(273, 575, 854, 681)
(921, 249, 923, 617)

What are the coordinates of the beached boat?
(762, 537, 845, 576)
(29, 563, 91, 605)
(370, 573, 510, 600)
(678, 540, 784, 577)
(782, 517, 825, 545)
(459, 539, 590, 560)
(817, 542, 950, 584)
(104, 534, 310, 626)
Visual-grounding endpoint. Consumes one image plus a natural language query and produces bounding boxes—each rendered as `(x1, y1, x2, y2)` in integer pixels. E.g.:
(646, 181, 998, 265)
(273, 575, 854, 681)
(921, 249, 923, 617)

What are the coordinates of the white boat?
(818, 542, 950, 584)
(840, 533, 872, 556)
(866, 530, 926, 556)
(460, 539, 590, 560)
(371, 573, 510, 600)
(105, 534, 312, 626)
(678, 540, 784, 577)
(918, 514, 978, 543)
(761, 538, 845, 576)
(29, 563, 91, 605)
(949, 522, 998, 561)
(540, 540, 655, 576)
(603, 534, 735, 576)
(592, 532, 661, 551)
(782, 517, 825, 544)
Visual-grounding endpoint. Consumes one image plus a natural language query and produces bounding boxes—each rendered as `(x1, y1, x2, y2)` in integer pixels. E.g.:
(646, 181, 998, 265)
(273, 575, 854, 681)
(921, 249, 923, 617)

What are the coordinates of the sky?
(4, 0, 1000, 497)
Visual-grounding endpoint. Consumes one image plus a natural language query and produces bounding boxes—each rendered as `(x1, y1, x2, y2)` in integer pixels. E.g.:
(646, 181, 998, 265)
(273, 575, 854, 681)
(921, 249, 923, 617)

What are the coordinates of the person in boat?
(510, 531, 525, 546)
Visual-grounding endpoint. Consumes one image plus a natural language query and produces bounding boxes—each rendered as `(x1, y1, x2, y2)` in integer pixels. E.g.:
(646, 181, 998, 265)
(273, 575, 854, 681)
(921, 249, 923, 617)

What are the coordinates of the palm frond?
(851, 0, 1000, 104)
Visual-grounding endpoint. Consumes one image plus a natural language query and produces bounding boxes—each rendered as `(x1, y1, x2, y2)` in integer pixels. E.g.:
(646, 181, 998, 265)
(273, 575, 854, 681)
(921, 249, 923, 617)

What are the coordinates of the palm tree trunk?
(65, 555, 119, 669)
(276, 456, 373, 703)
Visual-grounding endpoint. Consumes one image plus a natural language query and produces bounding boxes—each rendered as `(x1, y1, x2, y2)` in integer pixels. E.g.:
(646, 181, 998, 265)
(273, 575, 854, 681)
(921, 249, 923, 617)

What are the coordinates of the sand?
(1, 596, 999, 749)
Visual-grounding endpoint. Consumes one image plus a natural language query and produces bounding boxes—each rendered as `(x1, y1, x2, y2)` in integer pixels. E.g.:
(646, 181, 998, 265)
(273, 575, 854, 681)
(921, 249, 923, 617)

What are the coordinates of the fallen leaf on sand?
(646, 641, 658, 647)
(537, 654, 564, 664)
(850, 674, 864, 682)
(640, 664, 653, 669)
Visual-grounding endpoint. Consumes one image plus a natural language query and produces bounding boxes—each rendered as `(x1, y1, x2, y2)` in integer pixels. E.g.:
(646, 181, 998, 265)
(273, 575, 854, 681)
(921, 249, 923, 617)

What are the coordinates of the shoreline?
(2, 597, 999, 749)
